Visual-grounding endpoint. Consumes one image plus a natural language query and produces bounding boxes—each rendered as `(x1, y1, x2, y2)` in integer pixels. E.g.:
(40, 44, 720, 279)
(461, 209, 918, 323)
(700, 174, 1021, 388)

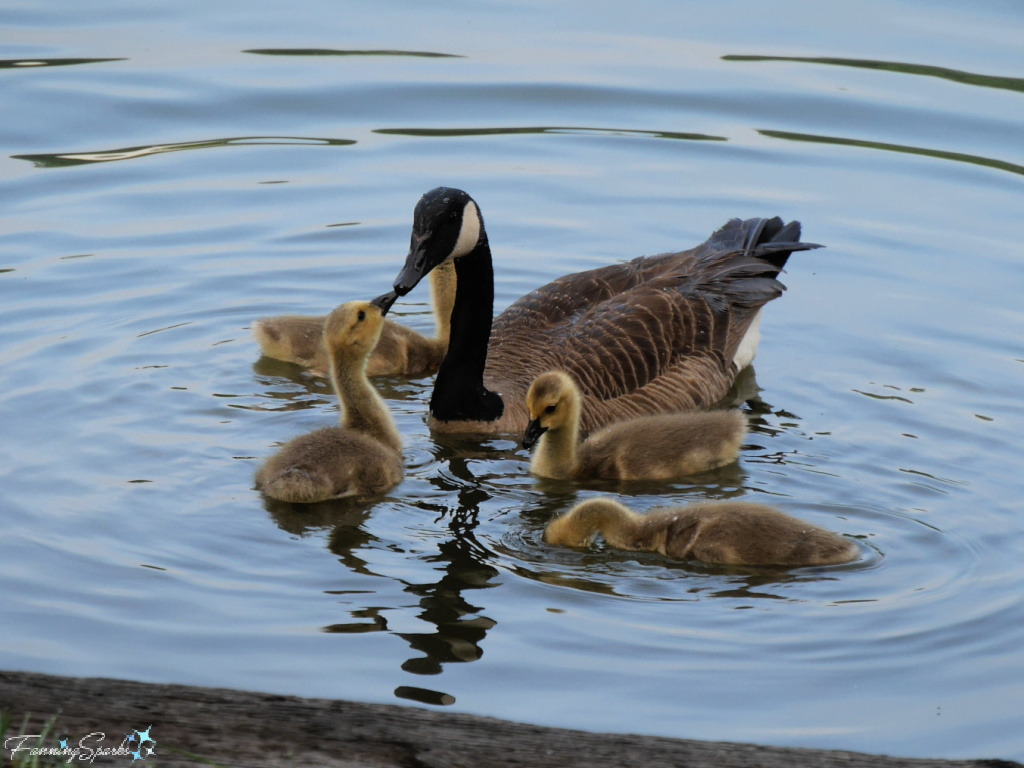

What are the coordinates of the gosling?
(252, 259, 455, 377)
(545, 497, 859, 567)
(523, 371, 747, 482)
(255, 300, 403, 503)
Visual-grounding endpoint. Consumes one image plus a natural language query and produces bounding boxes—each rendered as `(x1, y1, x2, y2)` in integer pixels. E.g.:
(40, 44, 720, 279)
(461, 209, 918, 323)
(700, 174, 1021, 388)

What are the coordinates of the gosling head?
(323, 301, 386, 360)
(544, 498, 630, 547)
(523, 371, 580, 449)
(393, 187, 484, 297)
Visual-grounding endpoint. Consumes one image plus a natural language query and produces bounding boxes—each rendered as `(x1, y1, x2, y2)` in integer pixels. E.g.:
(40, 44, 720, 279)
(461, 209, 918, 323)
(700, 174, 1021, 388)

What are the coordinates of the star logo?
(125, 725, 157, 760)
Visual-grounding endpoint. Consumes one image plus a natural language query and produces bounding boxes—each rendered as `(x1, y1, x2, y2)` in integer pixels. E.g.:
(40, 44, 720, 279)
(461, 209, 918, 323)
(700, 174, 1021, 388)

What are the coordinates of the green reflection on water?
(723, 54, 1024, 94)
(761, 129, 1024, 178)
(375, 126, 727, 142)
(0, 57, 125, 69)
(244, 48, 463, 58)
(13, 136, 356, 168)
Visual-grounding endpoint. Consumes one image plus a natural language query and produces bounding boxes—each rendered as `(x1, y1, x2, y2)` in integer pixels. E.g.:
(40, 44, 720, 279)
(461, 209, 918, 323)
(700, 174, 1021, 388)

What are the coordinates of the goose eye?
(357, 310, 366, 322)
(545, 404, 557, 414)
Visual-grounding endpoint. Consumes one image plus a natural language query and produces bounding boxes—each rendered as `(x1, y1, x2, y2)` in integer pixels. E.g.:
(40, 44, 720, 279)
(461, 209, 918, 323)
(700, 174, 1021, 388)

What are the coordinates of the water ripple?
(13, 136, 356, 167)
(760, 129, 1024, 177)
(723, 54, 1024, 95)
(374, 126, 727, 142)
(0, 57, 126, 70)
(244, 48, 464, 59)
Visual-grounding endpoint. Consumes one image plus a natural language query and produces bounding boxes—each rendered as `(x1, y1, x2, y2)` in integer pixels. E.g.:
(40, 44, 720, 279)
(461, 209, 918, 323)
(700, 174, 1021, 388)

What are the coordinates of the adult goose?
(545, 497, 859, 567)
(253, 259, 455, 378)
(380, 187, 820, 436)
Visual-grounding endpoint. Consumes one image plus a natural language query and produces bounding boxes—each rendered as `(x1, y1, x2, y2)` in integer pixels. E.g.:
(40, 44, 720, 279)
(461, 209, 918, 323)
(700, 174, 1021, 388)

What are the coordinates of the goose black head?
(393, 187, 483, 297)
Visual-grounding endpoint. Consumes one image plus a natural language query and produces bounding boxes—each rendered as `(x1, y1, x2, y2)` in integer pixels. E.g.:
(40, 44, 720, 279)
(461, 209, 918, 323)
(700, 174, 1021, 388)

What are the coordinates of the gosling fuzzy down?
(255, 301, 403, 503)
(253, 259, 455, 377)
(523, 371, 747, 481)
(545, 497, 859, 567)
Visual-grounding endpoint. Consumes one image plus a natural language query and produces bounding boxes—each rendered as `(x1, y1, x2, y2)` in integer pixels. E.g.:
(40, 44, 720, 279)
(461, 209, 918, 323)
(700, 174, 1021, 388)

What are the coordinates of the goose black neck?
(430, 238, 504, 423)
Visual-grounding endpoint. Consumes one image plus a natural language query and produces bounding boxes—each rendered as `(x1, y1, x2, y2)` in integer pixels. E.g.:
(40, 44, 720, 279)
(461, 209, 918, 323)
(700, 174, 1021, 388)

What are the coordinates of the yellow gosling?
(255, 301, 403, 503)
(545, 497, 859, 567)
(524, 371, 747, 481)
(252, 259, 455, 377)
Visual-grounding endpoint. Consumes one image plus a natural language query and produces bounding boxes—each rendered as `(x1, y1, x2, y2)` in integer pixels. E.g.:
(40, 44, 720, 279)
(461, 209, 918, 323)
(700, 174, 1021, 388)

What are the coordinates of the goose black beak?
(393, 240, 431, 297)
(523, 418, 548, 450)
(371, 291, 398, 315)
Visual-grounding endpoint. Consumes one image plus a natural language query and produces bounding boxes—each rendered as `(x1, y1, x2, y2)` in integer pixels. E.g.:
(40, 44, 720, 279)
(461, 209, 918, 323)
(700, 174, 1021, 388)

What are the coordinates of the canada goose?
(252, 259, 455, 377)
(255, 299, 403, 503)
(383, 187, 820, 436)
(523, 371, 747, 481)
(545, 497, 859, 567)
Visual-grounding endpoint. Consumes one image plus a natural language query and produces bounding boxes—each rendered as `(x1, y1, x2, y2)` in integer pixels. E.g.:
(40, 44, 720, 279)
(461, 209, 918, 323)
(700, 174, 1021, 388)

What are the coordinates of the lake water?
(2, 0, 1022, 761)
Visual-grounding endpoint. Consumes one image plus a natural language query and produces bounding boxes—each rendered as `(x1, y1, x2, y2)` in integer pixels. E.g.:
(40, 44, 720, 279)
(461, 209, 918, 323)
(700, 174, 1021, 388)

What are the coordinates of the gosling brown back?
(255, 428, 402, 503)
(525, 370, 747, 481)
(575, 411, 747, 481)
(545, 498, 859, 567)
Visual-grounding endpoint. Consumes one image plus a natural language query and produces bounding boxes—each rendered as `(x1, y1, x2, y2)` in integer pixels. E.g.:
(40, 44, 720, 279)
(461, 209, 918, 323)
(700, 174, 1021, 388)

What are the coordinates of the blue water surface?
(1, 0, 1023, 761)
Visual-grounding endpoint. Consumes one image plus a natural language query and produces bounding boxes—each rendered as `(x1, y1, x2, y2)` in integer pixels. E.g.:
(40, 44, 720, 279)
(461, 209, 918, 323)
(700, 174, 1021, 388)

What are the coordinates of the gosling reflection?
(263, 495, 380, 577)
(324, 606, 388, 635)
(251, 354, 335, 412)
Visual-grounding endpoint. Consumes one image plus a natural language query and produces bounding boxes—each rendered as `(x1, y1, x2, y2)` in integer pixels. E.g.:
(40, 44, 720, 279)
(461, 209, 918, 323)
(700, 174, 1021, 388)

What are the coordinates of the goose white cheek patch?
(450, 200, 480, 259)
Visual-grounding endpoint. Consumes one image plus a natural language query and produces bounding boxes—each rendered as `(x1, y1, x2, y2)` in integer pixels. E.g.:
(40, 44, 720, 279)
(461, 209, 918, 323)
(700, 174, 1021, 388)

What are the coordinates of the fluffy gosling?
(523, 371, 747, 481)
(545, 497, 859, 567)
(255, 300, 403, 503)
(252, 259, 455, 377)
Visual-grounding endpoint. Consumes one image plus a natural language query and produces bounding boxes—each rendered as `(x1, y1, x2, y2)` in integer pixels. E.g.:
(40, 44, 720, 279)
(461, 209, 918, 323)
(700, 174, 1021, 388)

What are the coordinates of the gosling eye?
(545, 404, 557, 414)
(357, 310, 366, 322)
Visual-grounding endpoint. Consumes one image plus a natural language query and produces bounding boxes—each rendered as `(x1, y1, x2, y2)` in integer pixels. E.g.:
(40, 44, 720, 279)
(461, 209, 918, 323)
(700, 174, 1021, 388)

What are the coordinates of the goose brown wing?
(549, 285, 738, 431)
(553, 286, 705, 399)
(491, 251, 685, 336)
(484, 283, 735, 431)
(492, 215, 814, 345)
(485, 216, 819, 432)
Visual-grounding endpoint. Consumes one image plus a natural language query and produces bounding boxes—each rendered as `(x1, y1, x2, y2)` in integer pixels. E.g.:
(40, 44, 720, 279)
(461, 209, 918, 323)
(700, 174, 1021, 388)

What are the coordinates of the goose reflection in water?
(393, 475, 500, 678)
(260, 472, 501, 706)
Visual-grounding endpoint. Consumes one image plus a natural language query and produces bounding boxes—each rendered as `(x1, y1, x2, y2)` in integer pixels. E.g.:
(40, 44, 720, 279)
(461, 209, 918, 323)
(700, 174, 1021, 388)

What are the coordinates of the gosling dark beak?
(393, 239, 431, 297)
(371, 291, 398, 315)
(522, 418, 548, 450)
